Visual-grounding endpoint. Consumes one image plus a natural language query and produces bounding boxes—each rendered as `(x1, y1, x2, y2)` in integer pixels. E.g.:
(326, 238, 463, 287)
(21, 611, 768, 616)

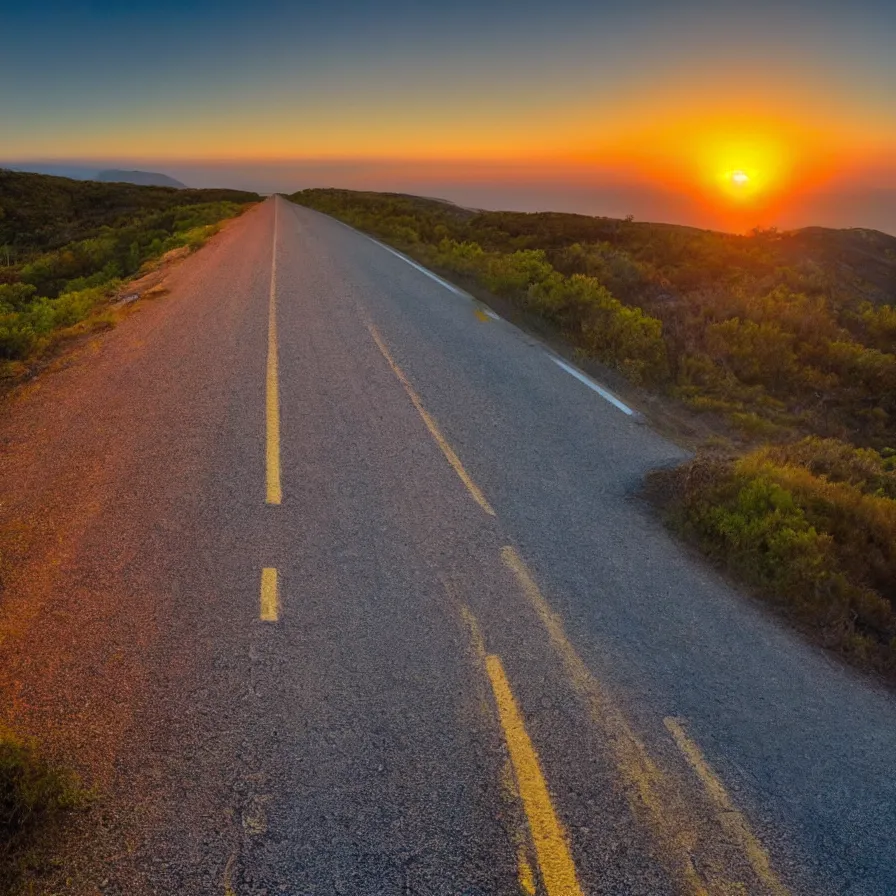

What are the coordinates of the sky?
(2, 0, 895, 233)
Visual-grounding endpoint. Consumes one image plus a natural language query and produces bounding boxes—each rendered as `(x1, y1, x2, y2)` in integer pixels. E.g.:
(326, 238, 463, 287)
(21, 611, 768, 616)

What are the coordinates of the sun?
(716, 165, 764, 202)
(695, 132, 788, 204)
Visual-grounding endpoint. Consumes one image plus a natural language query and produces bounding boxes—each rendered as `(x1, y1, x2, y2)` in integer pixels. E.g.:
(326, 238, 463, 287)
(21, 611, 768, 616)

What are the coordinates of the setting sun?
(718, 165, 763, 201)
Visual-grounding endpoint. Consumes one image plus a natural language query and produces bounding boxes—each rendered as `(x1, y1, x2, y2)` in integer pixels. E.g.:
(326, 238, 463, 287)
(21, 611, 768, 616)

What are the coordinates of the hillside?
(0, 169, 257, 255)
(95, 169, 187, 188)
(0, 169, 259, 369)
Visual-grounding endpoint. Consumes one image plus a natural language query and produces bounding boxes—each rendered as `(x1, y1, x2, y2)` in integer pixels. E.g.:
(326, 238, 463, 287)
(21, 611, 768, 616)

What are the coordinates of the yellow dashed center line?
(665, 717, 790, 896)
(460, 604, 583, 896)
(517, 845, 537, 895)
(266, 200, 282, 506)
(501, 545, 711, 896)
(485, 653, 584, 896)
(260, 567, 279, 622)
(367, 322, 495, 516)
(223, 851, 237, 896)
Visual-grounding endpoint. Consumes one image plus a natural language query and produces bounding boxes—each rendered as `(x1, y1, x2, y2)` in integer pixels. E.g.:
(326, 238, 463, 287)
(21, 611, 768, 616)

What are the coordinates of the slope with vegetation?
(95, 169, 187, 188)
(0, 169, 259, 375)
(290, 188, 896, 676)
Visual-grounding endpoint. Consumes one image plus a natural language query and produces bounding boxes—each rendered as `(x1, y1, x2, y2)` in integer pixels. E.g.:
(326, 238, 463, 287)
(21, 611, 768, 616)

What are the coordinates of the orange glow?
(11, 74, 891, 234)
(555, 92, 876, 230)
(695, 130, 796, 207)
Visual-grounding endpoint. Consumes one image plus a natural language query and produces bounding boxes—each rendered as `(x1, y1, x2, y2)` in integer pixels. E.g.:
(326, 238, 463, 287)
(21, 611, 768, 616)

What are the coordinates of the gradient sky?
(2, 0, 895, 232)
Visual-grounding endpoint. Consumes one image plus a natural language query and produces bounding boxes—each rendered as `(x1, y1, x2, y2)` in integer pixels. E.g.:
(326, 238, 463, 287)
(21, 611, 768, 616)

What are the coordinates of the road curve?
(0, 195, 893, 895)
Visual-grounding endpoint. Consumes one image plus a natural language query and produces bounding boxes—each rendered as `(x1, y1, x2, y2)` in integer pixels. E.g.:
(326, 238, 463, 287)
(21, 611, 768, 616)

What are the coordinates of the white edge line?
(551, 357, 635, 416)
(325, 213, 500, 311)
(376, 242, 466, 297)
(375, 240, 504, 322)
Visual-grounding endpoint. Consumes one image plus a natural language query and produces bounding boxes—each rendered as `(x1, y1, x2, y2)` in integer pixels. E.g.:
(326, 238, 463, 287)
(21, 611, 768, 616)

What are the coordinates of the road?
(0, 195, 894, 895)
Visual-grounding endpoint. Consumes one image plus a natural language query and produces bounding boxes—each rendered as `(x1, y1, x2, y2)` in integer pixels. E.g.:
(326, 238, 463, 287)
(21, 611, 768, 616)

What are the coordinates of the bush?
(432, 238, 486, 275)
(0, 728, 82, 886)
(481, 249, 554, 295)
(0, 283, 37, 312)
(0, 182, 253, 366)
(0, 314, 40, 360)
(653, 450, 896, 672)
(759, 437, 896, 499)
(529, 273, 669, 384)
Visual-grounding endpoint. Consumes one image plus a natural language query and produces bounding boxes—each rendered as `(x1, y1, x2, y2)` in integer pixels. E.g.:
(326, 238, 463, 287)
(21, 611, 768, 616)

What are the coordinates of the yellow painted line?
(460, 603, 580, 894)
(665, 718, 790, 896)
(367, 322, 495, 516)
(501, 546, 711, 896)
(223, 851, 237, 896)
(485, 652, 584, 896)
(459, 603, 488, 662)
(517, 845, 537, 895)
(266, 199, 282, 505)
(260, 567, 279, 622)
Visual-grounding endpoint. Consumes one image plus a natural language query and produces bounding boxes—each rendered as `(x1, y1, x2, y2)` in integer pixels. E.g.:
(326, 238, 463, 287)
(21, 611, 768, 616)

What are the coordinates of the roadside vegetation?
(0, 727, 85, 894)
(290, 188, 896, 676)
(0, 169, 259, 377)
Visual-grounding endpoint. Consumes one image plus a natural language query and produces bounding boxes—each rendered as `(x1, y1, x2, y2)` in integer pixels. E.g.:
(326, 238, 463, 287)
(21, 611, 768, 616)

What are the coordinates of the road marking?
(302, 206, 641, 424)
(316, 211, 469, 299)
(501, 546, 711, 895)
(664, 718, 790, 896)
(266, 200, 282, 505)
(317, 208, 645, 424)
(550, 357, 635, 416)
(376, 242, 467, 296)
(367, 322, 495, 516)
(459, 602, 488, 660)
(459, 604, 583, 896)
(473, 306, 500, 323)
(223, 851, 237, 896)
(260, 567, 279, 622)
(486, 654, 584, 896)
(517, 846, 537, 895)
(242, 793, 270, 836)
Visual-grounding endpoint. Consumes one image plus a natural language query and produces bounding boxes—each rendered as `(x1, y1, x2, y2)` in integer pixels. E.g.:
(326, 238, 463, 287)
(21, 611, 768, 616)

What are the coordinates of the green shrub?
(554, 241, 647, 298)
(0, 728, 82, 880)
(433, 238, 486, 275)
(0, 283, 37, 312)
(759, 437, 896, 499)
(654, 451, 896, 672)
(481, 249, 554, 295)
(0, 183, 252, 366)
(0, 314, 40, 360)
(529, 273, 669, 384)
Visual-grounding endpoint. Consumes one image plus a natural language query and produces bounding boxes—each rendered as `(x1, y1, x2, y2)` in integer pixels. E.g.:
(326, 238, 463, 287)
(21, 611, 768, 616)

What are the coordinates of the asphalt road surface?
(1, 196, 894, 895)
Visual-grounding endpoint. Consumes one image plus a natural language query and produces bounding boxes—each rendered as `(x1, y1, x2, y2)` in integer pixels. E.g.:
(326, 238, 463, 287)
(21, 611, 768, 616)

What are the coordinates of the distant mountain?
(95, 170, 187, 188)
